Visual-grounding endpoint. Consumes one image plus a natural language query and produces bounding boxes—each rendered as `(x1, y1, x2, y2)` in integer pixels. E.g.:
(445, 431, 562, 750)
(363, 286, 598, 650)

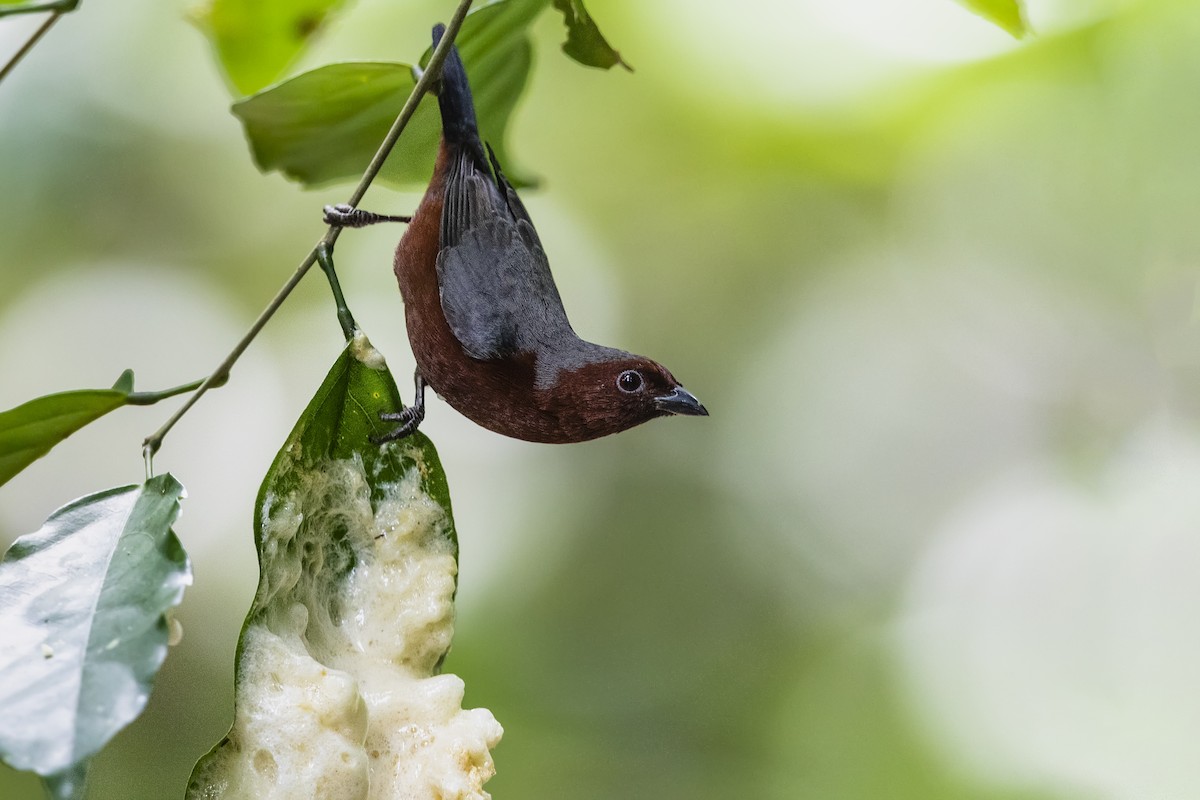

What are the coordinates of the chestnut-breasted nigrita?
(326, 24, 707, 444)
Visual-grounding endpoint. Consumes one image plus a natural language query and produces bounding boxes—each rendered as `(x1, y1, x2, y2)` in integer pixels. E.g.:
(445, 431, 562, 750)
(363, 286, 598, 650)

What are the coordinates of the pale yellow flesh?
(188, 456, 501, 800)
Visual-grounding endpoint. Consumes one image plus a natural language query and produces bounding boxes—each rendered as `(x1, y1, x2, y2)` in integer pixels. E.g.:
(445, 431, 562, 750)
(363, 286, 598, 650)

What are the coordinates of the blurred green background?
(4, 0, 1200, 797)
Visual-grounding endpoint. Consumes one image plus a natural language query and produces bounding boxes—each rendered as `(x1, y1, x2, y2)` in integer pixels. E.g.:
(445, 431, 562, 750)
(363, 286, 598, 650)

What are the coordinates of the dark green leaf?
(233, 61, 420, 187)
(188, 334, 458, 795)
(233, 0, 539, 188)
(0, 389, 126, 488)
(957, 0, 1029, 38)
(0, 372, 203, 488)
(551, 0, 631, 71)
(0, 475, 190, 776)
(194, 0, 349, 95)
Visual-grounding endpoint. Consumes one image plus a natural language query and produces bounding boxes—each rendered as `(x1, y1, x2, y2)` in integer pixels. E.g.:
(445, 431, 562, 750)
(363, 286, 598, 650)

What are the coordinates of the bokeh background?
(3, 0, 1199, 797)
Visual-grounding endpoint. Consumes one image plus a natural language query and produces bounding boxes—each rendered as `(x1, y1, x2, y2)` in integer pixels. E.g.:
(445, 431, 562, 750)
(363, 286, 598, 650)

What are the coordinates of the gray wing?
(436, 148, 573, 360)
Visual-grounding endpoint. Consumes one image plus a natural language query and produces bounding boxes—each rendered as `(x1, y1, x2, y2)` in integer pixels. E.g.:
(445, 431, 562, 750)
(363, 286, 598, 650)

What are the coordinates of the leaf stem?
(141, 0, 475, 467)
(316, 243, 357, 340)
(126, 376, 217, 406)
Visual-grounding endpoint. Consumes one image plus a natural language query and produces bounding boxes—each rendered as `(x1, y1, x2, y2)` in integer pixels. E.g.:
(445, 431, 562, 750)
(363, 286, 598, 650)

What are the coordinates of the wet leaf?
(0, 475, 191, 776)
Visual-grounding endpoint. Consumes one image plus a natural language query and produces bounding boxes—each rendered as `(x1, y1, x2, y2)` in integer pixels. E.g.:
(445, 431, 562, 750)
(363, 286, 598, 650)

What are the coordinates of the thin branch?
(0, 11, 62, 84)
(141, 0, 475, 468)
(0, 0, 77, 19)
(0, 0, 79, 84)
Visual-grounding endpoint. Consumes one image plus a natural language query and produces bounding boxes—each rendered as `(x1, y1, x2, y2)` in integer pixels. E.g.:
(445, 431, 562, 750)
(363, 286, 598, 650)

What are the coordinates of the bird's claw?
(324, 204, 411, 228)
(372, 407, 425, 445)
(323, 203, 359, 227)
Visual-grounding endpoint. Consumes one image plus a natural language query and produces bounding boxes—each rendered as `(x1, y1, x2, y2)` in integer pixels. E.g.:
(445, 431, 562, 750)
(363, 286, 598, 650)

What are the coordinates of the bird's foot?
(323, 204, 412, 228)
(372, 406, 425, 444)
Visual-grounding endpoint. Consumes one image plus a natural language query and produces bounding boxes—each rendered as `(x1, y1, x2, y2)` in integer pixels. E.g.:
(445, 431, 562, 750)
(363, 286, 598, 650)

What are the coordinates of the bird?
(324, 23, 707, 444)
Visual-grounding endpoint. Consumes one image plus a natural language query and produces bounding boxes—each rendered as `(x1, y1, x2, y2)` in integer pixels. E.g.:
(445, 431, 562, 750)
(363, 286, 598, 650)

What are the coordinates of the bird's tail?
(431, 24, 482, 153)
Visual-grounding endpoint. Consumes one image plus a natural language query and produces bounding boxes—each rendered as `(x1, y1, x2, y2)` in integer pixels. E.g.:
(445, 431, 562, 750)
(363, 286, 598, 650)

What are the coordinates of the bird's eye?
(617, 370, 643, 393)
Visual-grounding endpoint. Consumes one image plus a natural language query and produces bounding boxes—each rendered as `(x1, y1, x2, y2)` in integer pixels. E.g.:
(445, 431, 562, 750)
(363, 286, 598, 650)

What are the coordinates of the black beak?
(654, 386, 708, 417)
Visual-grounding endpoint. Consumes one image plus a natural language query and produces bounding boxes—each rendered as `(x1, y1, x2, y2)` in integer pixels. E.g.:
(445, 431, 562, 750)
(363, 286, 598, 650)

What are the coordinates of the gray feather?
(437, 149, 574, 361)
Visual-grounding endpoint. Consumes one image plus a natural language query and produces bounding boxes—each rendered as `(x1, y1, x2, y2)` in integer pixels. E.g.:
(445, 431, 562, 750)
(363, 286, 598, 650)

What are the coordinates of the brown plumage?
(327, 24, 706, 444)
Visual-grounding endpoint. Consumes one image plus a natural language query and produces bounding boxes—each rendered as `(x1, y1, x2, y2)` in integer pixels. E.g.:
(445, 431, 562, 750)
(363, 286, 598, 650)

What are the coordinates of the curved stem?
(316, 243, 357, 340)
(141, 0, 475, 463)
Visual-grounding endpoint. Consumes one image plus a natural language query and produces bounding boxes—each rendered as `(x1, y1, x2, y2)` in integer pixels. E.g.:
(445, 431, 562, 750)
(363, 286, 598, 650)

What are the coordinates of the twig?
(0, 11, 62, 84)
(0, 0, 76, 19)
(0, 0, 79, 83)
(141, 0, 475, 469)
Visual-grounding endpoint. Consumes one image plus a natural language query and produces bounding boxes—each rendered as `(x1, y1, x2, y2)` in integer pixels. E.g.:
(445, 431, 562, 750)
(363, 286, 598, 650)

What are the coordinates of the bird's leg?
(373, 370, 427, 444)
(323, 203, 411, 228)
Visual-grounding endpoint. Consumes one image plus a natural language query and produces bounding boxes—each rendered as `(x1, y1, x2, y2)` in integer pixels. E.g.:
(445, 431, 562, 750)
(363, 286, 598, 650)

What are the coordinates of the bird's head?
(540, 354, 708, 441)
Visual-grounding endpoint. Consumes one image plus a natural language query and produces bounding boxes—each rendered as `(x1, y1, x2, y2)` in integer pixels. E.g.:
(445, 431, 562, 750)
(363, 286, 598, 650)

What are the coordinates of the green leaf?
(188, 333, 464, 797)
(0, 372, 203, 489)
(232, 0, 539, 188)
(0, 475, 191, 777)
(251, 330, 455, 578)
(0, 388, 126, 488)
(110, 368, 134, 394)
(551, 0, 631, 71)
(957, 0, 1029, 38)
(193, 0, 349, 95)
(233, 61, 419, 187)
